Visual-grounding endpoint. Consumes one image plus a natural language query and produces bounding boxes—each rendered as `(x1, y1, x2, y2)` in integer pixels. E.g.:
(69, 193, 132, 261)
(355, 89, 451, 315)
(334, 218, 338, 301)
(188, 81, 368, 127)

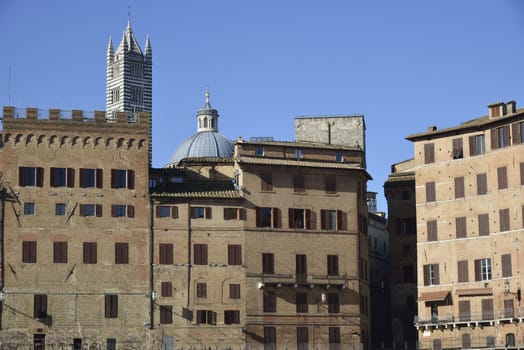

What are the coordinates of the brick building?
(406, 101, 524, 349)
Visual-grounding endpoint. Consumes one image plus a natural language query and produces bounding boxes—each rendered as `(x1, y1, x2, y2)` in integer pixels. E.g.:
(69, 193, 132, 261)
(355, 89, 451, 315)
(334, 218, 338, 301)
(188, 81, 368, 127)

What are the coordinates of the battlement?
(2, 107, 150, 126)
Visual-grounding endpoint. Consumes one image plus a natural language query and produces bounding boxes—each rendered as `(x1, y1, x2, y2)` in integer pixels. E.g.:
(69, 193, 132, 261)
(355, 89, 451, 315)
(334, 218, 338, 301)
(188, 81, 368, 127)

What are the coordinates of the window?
(159, 243, 173, 265)
(425, 182, 436, 202)
(196, 283, 207, 298)
(423, 264, 439, 286)
(325, 175, 336, 194)
(34, 294, 47, 318)
(506, 333, 516, 347)
(111, 88, 120, 104)
(475, 258, 492, 281)
(262, 253, 275, 274)
(161, 282, 172, 297)
(482, 298, 494, 320)
(454, 177, 465, 198)
(295, 149, 303, 159)
(105, 294, 118, 318)
(397, 218, 416, 235)
(160, 305, 173, 324)
(329, 327, 341, 350)
(427, 220, 437, 241)
(53, 242, 68, 263)
(321, 210, 343, 230)
(79, 204, 102, 217)
(24, 202, 35, 215)
(293, 174, 305, 193)
(296, 254, 307, 282)
(498, 166, 508, 190)
(255, 147, 264, 157)
(335, 151, 344, 163)
(196, 310, 216, 325)
(456, 217, 467, 238)
(191, 206, 211, 219)
(264, 326, 277, 350)
(228, 244, 242, 265)
(19, 166, 43, 187)
(79, 168, 103, 188)
(224, 310, 240, 324)
(403, 265, 415, 283)
(501, 254, 512, 277)
(55, 203, 66, 216)
(223, 207, 246, 220)
(22, 241, 37, 263)
(111, 169, 134, 189)
(457, 260, 469, 283)
(156, 205, 178, 218)
(256, 207, 279, 228)
(452, 138, 463, 159)
(327, 255, 339, 276)
(261, 173, 273, 191)
(115, 242, 129, 264)
(459, 300, 471, 321)
(492, 125, 510, 149)
(499, 208, 510, 232)
(50, 167, 74, 187)
(263, 292, 276, 312)
(469, 134, 486, 156)
(194, 244, 208, 265)
(296, 293, 308, 313)
(229, 284, 241, 299)
(83, 242, 97, 264)
(288, 208, 312, 229)
(477, 173, 487, 195)
(297, 327, 308, 350)
(327, 293, 340, 313)
(478, 213, 490, 236)
(424, 143, 435, 164)
(107, 339, 116, 350)
(112, 205, 135, 218)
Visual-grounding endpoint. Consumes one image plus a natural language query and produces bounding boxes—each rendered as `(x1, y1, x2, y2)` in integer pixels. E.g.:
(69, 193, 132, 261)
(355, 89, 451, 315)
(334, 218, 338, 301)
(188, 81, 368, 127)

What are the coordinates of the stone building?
(384, 159, 417, 350)
(406, 101, 524, 349)
(0, 107, 151, 349)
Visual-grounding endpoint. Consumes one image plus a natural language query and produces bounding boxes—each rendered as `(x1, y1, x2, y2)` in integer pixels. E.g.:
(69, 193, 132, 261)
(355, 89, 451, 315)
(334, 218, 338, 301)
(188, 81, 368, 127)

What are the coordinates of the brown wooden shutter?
(67, 168, 74, 187)
(320, 210, 326, 229)
(127, 205, 135, 218)
(288, 208, 294, 228)
(50, 167, 56, 187)
(201, 244, 208, 265)
(501, 254, 512, 277)
(512, 123, 521, 145)
(497, 167, 508, 189)
(423, 265, 430, 286)
(454, 177, 465, 198)
(127, 170, 135, 189)
(482, 299, 494, 319)
(205, 207, 212, 219)
(474, 259, 481, 281)
(459, 300, 470, 321)
(194, 244, 201, 264)
(504, 299, 514, 318)
(433, 264, 440, 285)
(18, 167, 24, 186)
(36, 167, 44, 187)
(161, 282, 172, 297)
(452, 138, 463, 158)
(427, 220, 437, 241)
(491, 128, 498, 150)
(79, 169, 86, 187)
(111, 205, 117, 217)
(503, 125, 510, 146)
(96, 168, 103, 188)
(171, 206, 178, 219)
(272, 208, 279, 228)
(499, 208, 510, 232)
(456, 217, 467, 238)
(111, 169, 117, 188)
(96, 204, 102, 217)
(239, 208, 246, 221)
(424, 143, 434, 164)
(425, 182, 435, 202)
(477, 173, 487, 195)
(305, 209, 312, 229)
(255, 207, 261, 227)
(478, 214, 490, 236)
(457, 260, 468, 282)
(469, 136, 477, 156)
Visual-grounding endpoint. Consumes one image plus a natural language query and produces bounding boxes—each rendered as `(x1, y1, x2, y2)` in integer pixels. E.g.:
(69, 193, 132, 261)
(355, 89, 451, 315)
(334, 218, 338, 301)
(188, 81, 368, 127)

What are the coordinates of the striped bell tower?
(106, 21, 152, 119)
(106, 20, 152, 160)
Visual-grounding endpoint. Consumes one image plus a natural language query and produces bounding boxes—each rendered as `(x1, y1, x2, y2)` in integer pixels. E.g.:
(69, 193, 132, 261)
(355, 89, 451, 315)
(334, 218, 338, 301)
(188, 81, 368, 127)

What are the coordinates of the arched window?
(204, 117, 208, 128)
(506, 333, 516, 347)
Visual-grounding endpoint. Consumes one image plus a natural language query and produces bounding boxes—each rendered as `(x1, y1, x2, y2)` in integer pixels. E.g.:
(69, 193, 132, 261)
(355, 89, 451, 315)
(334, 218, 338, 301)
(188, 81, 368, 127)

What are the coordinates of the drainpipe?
(149, 197, 155, 330)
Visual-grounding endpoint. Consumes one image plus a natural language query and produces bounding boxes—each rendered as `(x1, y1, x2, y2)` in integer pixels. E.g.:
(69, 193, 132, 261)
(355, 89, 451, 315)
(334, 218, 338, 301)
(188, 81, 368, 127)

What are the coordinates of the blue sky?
(1, 1, 523, 212)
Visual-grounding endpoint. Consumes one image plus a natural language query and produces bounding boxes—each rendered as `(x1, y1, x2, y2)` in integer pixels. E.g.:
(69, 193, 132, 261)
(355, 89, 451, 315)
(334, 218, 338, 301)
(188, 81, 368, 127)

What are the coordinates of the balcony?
(414, 307, 524, 331)
(248, 273, 351, 289)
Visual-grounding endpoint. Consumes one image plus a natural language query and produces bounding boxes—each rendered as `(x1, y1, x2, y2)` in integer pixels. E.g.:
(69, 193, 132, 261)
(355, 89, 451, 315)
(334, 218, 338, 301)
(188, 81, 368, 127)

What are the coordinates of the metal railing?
(415, 307, 524, 326)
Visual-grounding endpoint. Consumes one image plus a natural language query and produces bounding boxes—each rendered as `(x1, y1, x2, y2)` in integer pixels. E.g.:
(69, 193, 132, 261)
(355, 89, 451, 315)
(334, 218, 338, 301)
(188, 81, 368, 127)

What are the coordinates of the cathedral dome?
(168, 90, 233, 166)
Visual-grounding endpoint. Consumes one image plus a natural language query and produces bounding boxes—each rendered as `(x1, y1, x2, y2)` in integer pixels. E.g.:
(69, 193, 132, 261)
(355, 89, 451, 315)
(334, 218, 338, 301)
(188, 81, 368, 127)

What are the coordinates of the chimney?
(506, 101, 516, 115)
(427, 126, 437, 132)
(488, 102, 506, 118)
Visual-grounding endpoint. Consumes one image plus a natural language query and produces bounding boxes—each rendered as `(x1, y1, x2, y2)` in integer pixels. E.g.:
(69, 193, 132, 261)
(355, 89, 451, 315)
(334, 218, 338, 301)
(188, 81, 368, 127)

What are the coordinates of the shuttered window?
(424, 143, 435, 164)
(196, 283, 207, 298)
(454, 177, 465, 198)
(491, 125, 510, 149)
(427, 220, 437, 241)
(325, 176, 336, 194)
(34, 294, 48, 318)
(504, 299, 514, 318)
(104, 294, 118, 318)
(477, 173, 487, 195)
(229, 284, 241, 299)
(297, 327, 309, 350)
(478, 214, 490, 236)
(261, 173, 273, 191)
(469, 134, 486, 156)
(475, 258, 491, 281)
(194, 244, 208, 265)
(264, 327, 277, 350)
(83, 242, 97, 264)
(228, 244, 242, 265)
(455, 217, 467, 238)
(458, 300, 470, 321)
(425, 182, 436, 202)
(293, 174, 305, 193)
(262, 253, 275, 274)
(481, 299, 494, 320)
(160, 305, 173, 324)
(462, 334, 471, 349)
(327, 255, 339, 276)
(224, 310, 240, 324)
(111, 169, 134, 189)
(512, 122, 523, 145)
(499, 208, 510, 232)
(263, 292, 276, 312)
(452, 138, 463, 159)
(296, 255, 307, 282)
(329, 327, 341, 350)
(79, 168, 103, 188)
(457, 260, 469, 283)
(327, 293, 340, 313)
(520, 162, 524, 186)
(423, 264, 439, 286)
(296, 293, 308, 313)
(50, 167, 75, 187)
(497, 167, 508, 189)
(53, 241, 68, 263)
(501, 254, 512, 277)
(288, 208, 313, 229)
(161, 282, 172, 297)
(19, 166, 44, 187)
(115, 242, 129, 264)
(159, 243, 173, 265)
